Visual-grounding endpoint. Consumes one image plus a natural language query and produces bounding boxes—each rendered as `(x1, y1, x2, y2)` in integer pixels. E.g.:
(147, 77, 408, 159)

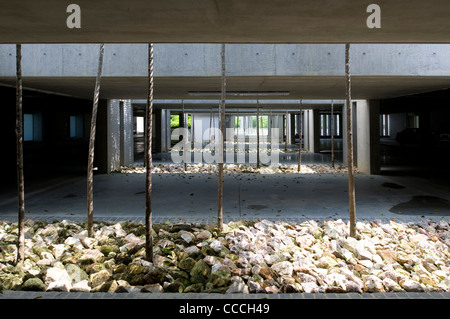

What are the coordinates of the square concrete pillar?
(307, 109, 321, 153)
(303, 110, 310, 151)
(343, 100, 380, 174)
(155, 109, 171, 152)
(96, 99, 134, 174)
(271, 115, 283, 144)
(290, 113, 296, 144)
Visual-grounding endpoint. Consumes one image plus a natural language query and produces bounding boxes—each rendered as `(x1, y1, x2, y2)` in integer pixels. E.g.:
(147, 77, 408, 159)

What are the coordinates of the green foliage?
(170, 115, 179, 128)
(171, 115, 191, 128)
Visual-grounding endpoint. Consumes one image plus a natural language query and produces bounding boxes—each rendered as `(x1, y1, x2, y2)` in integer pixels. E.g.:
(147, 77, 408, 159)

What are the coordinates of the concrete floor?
(1, 137, 449, 223)
(1, 151, 449, 223)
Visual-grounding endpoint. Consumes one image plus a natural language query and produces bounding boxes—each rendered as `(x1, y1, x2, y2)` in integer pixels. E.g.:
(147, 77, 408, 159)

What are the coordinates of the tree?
(145, 43, 155, 262)
(345, 44, 357, 238)
(87, 44, 105, 238)
(15, 44, 25, 262)
(217, 44, 226, 232)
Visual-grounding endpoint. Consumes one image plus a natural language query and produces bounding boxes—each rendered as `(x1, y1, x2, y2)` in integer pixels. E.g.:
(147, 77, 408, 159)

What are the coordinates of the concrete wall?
(2, 44, 450, 77)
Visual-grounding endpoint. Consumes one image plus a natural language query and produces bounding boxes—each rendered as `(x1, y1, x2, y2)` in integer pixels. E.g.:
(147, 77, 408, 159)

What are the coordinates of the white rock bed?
(0, 218, 449, 294)
(120, 163, 353, 175)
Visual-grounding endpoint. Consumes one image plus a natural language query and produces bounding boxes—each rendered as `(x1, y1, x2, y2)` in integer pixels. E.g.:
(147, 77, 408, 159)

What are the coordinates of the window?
(380, 114, 390, 137)
(69, 114, 83, 138)
(135, 116, 144, 134)
(321, 114, 331, 137)
(24, 112, 43, 141)
(335, 114, 340, 137)
(24, 114, 34, 141)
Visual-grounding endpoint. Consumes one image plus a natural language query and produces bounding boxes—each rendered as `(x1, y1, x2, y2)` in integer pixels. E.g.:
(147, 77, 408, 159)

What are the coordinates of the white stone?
(79, 249, 104, 263)
(339, 237, 358, 254)
(51, 244, 66, 259)
(316, 256, 338, 269)
(400, 279, 423, 292)
(203, 255, 221, 266)
(362, 275, 385, 292)
(47, 280, 71, 292)
(64, 237, 81, 246)
(382, 278, 403, 292)
(142, 283, 164, 293)
(301, 281, 319, 293)
(226, 281, 249, 294)
(324, 273, 347, 290)
(271, 261, 294, 276)
(70, 280, 91, 292)
(124, 233, 145, 245)
(197, 230, 212, 240)
(40, 251, 55, 261)
(264, 254, 282, 265)
(81, 237, 97, 249)
(180, 232, 195, 243)
(45, 267, 71, 284)
(184, 245, 200, 255)
(355, 243, 373, 261)
(209, 240, 224, 253)
(359, 260, 374, 269)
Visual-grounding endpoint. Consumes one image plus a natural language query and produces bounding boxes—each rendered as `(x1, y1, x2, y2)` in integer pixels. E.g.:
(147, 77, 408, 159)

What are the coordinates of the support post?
(217, 44, 226, 232)
(87, 44, 104, 238)
(182, 100, 187, 171)
(256, 101, 260, 168)
(345, 44, 357, 238)
(145, 43, 154, 262)
(16, 44, 25, 262)
(297, 101, 303, 172)
(331, 100, 335, 168)
(285, 111, 288, 151)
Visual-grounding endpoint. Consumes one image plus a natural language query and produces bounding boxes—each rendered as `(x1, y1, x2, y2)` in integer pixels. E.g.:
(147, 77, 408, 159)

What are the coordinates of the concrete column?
(290, 113, 296, 144)
(343, 100, 380, 174)
(285, 113, 291, 144)
(154, 109, 171, 152)
(308, 109, 321, 153)
(303, 110, 310, 151)
(163, 109, 171, 151)
(96, 99, 134, 173)
(272, 115, 283, 143)
(357, 100, 380, 174)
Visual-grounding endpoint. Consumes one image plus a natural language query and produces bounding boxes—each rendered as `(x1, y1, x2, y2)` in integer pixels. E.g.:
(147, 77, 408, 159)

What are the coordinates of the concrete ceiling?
(2, 75, 450, 106)
(2, 1, 450, 44)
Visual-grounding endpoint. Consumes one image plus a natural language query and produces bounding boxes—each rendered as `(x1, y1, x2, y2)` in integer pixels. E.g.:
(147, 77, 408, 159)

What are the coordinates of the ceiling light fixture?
(188, 91, 290, 97)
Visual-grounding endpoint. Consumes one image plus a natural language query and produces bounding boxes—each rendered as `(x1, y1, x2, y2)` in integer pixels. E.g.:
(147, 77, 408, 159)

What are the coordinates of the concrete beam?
(3, 44, 450, 78)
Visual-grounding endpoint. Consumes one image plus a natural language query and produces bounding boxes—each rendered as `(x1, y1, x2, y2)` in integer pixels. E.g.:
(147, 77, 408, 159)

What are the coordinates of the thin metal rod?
(217, 43, 226, 232)
(345, 43, 357, 238)
(16, 44, 25, 262)
(87, 43, 104, 238)
(183, 100, 187, 171)
(145, 43, 154, 261)
(297, 101, 303, 172)
(331, 99, 335, 168)
(285, 111, 288, 151)
(256, 101, 260, 168)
